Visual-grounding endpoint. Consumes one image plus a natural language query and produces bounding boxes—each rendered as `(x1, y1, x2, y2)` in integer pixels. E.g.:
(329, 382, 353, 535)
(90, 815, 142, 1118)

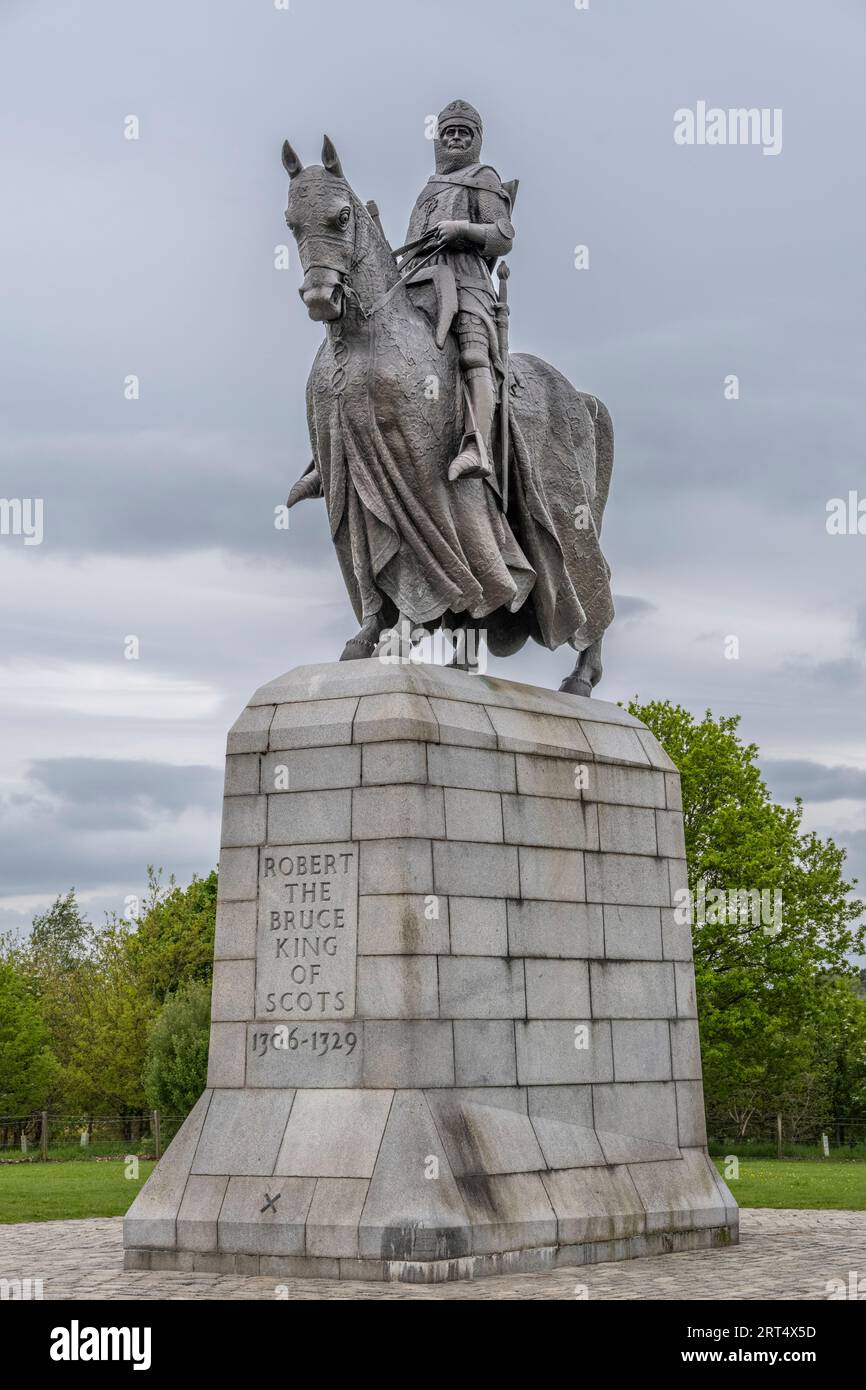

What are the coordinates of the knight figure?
(402, 99, 515, 484)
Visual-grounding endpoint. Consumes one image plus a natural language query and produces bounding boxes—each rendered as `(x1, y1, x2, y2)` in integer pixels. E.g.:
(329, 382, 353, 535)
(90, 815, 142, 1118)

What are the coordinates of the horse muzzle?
(299, 267, 345, 322)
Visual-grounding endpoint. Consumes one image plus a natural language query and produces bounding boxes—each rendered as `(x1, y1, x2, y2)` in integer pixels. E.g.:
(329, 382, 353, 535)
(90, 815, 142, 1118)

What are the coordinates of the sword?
(496, 261, 511, 513)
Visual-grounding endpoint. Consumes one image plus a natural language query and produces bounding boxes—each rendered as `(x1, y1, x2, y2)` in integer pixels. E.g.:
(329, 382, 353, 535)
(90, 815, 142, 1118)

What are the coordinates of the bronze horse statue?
(281, 135, 614, 696)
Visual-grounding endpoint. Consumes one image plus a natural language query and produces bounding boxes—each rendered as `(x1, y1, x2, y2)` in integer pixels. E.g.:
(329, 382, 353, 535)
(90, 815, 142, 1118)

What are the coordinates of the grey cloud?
(763, 759, 866, 804)
(613, 595, 657, 624)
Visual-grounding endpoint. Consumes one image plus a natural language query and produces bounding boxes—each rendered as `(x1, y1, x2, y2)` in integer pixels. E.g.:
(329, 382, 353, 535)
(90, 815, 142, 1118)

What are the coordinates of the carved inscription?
(255, 841, 358, 1020)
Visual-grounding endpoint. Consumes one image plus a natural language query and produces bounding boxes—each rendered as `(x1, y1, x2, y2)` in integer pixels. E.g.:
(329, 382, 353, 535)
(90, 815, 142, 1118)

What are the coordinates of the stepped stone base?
(123, 660, 737, 1282)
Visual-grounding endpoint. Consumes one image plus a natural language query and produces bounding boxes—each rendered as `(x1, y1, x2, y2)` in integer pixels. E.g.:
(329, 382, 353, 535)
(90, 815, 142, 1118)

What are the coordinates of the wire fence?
(3, 1108, 866, 1165)
(706, 1110, 866, 1159)
(0, 1112, 186, 1162)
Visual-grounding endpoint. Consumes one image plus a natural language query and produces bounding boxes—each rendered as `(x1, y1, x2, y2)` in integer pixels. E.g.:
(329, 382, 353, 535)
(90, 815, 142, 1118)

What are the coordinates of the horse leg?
(340, 613, 389, 661)
(559, 637, 603, 697)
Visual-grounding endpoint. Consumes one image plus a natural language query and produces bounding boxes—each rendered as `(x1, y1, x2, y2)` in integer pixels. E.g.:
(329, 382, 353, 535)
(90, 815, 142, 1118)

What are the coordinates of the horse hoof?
(559, 674, 592, 698)
(340, 639, 375, 661)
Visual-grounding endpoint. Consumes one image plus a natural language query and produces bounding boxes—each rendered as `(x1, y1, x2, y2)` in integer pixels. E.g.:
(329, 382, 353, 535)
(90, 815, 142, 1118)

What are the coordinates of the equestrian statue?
(281, 99, 614, 695)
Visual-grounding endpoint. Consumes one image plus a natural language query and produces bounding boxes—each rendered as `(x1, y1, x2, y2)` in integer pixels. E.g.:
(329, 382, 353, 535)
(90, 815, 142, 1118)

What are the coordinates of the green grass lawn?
(714, 1158, 866, 1210)
(0, 1159, 155, 1223)
(0, 1156, 864, 1224)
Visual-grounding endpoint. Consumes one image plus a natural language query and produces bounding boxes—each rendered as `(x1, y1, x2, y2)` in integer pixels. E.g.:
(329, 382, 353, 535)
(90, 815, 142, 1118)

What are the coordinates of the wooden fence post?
(40, 1111, 48, 1162)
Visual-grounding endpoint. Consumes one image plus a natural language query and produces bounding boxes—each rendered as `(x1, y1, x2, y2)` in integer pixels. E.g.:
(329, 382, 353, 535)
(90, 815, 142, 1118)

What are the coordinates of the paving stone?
(502, 795, 598, 850)
(527, 1086, 606, 1168)
(352, 784, 445, 840)
(593, 1082, 681, 1164)
(269, 697, 358, 749)
(214, 900, 256, 959)
(518, 847, 585, 901)
(454, 1021, 517, 1085)
(433, 841, 520, 898)
(361, 740, 427, 785)
(427, 697, 497, 748)
(18, 1208, 866, 1298)
(603, 904, 664, 961)
(261, 745, 361, 792)
(362, 1021, 455, 1087)
(177, 1176, 229, 1252)
(359, 1091, 471, 1261)
(590, 961, 676, 1019)
(449, 897, 508, 955)
(656, 809, 687, 859)
(221, 795, 266, 848)
(525, 959, 590, 1018)
(207, 1024, 246, 1088)
(267, 788, 352, 844)
(438, 957, 525, 1019)
(306, 1178, 369, 1258)
(217, 847, 258, 901)
(359, 839, 433, 895)
(218, 1177, 316, 1255)
(428, 743, 515, 791)
(515, 1020, 613, 1085)
(597, 804, 657, 855)
(356, 956, 439, 1018)
(210, 960, 255, 1023)
(487, 707, 593, 759)
(585, 852, 671, 907)
(444, 787, 503, 842)
(192, 1090, 295, 1176)
(353, 693, 438, 744)
(612, 1021, 672, 1081)
(227, 705, 274, 754)
(225, 754, 260, 796)
(507, 901, 604, 958)
(358, 893, 449, 954)
(541, 1165, 645, 1244)
(274, 1090, 393, 1178)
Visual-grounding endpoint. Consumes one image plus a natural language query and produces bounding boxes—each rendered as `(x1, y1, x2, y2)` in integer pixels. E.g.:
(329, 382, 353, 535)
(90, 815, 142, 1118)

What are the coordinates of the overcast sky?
(1, 0, 865, 937)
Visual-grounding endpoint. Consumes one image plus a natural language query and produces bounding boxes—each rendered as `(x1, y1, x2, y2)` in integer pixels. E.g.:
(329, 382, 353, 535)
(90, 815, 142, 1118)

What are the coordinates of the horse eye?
(338, 206, 351, 228)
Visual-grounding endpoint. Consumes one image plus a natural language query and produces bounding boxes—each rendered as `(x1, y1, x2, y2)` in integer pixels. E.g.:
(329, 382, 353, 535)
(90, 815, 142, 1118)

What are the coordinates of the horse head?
(282, 135, 369, 323)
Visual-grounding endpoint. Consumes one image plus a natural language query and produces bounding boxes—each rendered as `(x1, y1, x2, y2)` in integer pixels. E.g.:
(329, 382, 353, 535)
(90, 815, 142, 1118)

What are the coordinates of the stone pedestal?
(123, 660, 737, 1282)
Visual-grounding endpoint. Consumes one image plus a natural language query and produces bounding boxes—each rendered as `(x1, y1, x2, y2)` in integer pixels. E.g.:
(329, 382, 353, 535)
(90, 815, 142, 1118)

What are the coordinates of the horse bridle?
(291, 196, 440, 320)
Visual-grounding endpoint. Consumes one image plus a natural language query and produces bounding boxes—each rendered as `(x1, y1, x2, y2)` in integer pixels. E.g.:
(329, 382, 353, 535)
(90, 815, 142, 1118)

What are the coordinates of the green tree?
(0, 959, 58, 1112)
(126, 867, 217, 1006)
(142, 979, 211, 1114)
(628, 699, 866, 1130)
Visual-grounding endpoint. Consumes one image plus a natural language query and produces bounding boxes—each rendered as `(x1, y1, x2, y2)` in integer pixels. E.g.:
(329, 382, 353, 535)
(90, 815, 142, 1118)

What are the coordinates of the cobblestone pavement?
(1, 1210, 863, 1300)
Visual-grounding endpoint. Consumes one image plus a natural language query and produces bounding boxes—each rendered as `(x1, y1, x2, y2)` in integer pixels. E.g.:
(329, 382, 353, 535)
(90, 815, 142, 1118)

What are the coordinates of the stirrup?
(448, 432, 492, 482)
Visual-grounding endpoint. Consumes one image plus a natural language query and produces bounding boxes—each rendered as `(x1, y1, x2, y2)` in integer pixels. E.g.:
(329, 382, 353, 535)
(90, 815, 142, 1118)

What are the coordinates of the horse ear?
(321, 134, 344, 178)
(281, 139, 304, 178)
